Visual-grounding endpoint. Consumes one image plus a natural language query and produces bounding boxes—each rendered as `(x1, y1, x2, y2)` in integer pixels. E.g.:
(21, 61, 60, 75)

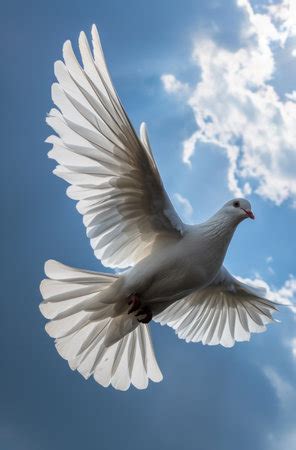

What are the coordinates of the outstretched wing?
(46, 25, 184, 269)
(154, 267, 278, 348)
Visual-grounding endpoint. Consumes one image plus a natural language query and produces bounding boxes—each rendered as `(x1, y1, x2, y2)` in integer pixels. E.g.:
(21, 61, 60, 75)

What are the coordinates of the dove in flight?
(40, 25, 278, 391)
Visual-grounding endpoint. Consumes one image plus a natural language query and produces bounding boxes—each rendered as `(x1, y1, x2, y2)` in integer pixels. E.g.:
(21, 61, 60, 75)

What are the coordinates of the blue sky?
(2, 0, 296, 449)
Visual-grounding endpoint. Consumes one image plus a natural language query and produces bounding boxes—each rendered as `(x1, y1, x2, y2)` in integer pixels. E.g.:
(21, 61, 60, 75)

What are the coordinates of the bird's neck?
(202, 210, 239, 250)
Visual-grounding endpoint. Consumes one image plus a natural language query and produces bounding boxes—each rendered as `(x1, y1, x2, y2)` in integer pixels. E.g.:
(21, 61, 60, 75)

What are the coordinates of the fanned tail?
(39, 260, 163, 390)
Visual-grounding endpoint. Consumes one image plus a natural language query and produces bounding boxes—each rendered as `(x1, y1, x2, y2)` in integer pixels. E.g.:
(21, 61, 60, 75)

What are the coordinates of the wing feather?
(154, 267, 278, 348)
(47, 25, 185, 269)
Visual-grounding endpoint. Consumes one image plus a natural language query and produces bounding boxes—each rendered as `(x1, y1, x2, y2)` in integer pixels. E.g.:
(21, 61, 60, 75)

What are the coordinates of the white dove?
(40, 25, 278, 391)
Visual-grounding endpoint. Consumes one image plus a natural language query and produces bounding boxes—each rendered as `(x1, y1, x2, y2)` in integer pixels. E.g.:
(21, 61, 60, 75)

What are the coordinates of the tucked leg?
(136, 306, 153, 324)
(127, 293, 141, 314)
(127, 294, 152, 323)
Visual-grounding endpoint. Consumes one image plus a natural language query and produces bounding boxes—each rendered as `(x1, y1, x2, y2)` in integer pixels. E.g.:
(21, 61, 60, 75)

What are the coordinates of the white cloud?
(173, 192, 193, 221)
(263, 366, 296, 405)
(268, 266, 275, 275)
(182, 131, 199, 166)
(162, 0, 296, 206)
(161, 74, 189, 95)
(289, 337, 296, 358)
(285, 90, 296, 101)
(266, 255, 275, 275)
(263, 366, 296, 450)
(264, 0, 296, 45)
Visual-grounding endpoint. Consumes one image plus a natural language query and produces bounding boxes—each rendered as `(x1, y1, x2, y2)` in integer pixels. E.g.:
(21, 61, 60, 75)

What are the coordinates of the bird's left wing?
(154, 267, 278, 348)
(46, 25, 184, 269)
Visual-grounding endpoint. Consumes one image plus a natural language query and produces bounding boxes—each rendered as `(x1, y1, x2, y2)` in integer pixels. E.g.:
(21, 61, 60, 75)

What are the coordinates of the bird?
(40, 25, 279, 391)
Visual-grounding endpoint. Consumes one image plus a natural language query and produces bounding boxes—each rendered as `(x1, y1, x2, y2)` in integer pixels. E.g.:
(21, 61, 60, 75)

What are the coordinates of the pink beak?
(242, 208, 255, 220)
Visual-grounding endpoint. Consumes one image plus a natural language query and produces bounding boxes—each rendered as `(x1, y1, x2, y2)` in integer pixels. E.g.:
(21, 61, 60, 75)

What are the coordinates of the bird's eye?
(233, 201, 240, 208)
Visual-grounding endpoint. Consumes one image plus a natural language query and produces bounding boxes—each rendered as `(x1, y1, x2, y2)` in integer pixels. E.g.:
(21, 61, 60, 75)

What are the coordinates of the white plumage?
(154, 267, 276, 347)
(40, 25, 278, 390)
(40, 260, 162, 390)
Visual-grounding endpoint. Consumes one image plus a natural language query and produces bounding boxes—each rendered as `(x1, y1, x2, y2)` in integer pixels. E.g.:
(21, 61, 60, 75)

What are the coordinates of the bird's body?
(39, 25, 279, 390)
(115, 210, 238, 317)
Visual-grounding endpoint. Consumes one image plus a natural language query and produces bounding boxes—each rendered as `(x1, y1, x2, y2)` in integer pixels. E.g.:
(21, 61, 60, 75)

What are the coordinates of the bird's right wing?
(154, 267, 278, 348)
(46, 25, 185, 270)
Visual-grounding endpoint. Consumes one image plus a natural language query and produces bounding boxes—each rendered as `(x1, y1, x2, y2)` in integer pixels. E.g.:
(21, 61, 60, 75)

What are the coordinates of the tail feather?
(44, 259, 113, 283)
(39, 260, 163, 390)
(103, 314, 139, 347)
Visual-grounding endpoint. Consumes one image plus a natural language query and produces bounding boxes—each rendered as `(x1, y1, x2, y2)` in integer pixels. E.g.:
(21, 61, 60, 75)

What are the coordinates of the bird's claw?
(127, 294, 152, 323)
(135, 306, 152, 324)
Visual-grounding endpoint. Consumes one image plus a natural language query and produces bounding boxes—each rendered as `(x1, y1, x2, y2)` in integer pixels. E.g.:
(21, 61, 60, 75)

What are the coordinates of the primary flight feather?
(40, 25, 278, 390)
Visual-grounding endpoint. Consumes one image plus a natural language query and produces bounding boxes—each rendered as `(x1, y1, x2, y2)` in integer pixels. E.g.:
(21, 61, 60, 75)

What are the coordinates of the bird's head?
(222, 198, 255, 223)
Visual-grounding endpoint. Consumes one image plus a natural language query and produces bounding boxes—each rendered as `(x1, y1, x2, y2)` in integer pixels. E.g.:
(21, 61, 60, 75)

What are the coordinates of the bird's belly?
(145, 265, 198, 299)
(133, 256, 216, 303)
(123, 239, 224, 313)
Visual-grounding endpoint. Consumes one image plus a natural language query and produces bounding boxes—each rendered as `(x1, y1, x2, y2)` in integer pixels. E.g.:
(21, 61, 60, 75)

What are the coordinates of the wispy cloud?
(289, 337, 296, 359)
(263, 366, 296, 405)
(263, 366, 296, 450)
(161, 0, 296, 206)
(161, 74, 189, 95)
(173, 192, 193, 221)
(285, 91, 296, 101)
(266, 256, 275, 275)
